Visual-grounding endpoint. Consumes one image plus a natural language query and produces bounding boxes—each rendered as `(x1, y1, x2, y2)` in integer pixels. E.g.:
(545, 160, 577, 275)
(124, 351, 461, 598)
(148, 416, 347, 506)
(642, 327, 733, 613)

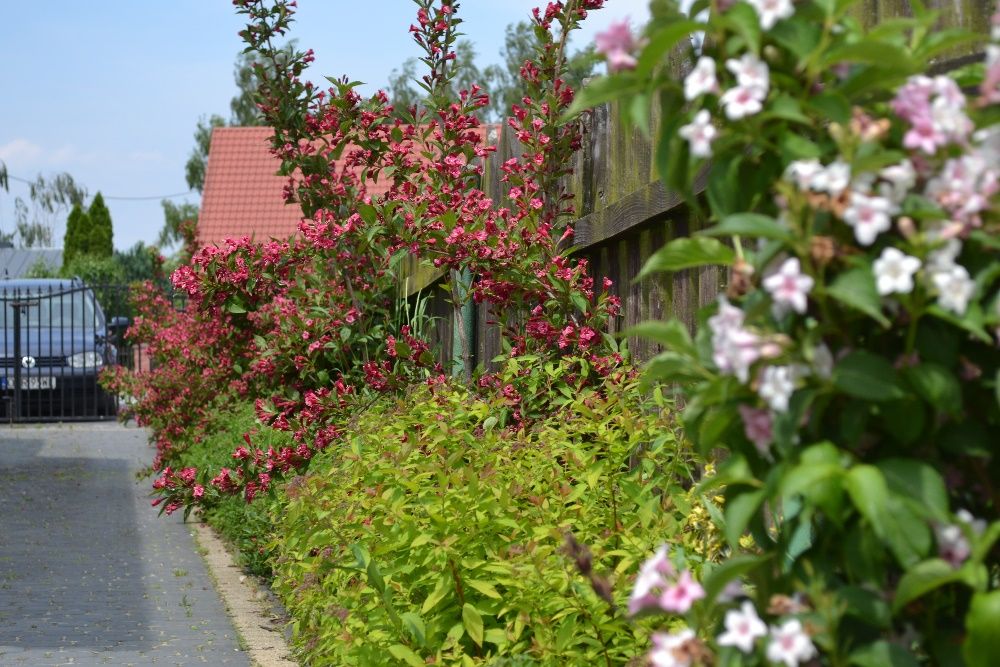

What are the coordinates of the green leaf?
(564, 73, 642, 119)
(821, 40, 914, 71)
(833, 351, 904, 401)
(637, 21, 702, 77)
(466, 579, 502, 600)
(893, 559, 961, 612)
(389, 644, 425, 667)
(702, 553, 770, 603)
(849, 640, 920, 667)
(839, 586, 892, 629)
(780, 133, 823, 160)
(826, 266, 891, 327)
(965, 591, 1000, 667)
(724, 489, 766, 547)
(421, 573, 451, 614)
(765, 94, 812, 125)
(904, 363, 962, 416)
(400, 612, 426, 647)
(844, 464, 891, 539)
(638, 237, 735, 279)
(623, 320, 697, 357)
(700, 213, 794, 243)
(462, 603, 484, 647)
(721, 3, 762, 54)
(876, 458, 948, 521)
(808, 91, 852, 124)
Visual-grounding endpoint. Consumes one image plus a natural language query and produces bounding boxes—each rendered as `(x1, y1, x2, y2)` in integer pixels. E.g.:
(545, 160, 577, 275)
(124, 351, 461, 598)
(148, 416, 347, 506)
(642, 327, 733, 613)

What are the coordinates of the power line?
(4, 173, 195, 201)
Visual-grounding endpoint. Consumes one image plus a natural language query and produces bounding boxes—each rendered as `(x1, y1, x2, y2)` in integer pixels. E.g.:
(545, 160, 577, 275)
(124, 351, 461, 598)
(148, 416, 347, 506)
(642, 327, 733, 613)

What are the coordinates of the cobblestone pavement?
(0, 423, 250, 666)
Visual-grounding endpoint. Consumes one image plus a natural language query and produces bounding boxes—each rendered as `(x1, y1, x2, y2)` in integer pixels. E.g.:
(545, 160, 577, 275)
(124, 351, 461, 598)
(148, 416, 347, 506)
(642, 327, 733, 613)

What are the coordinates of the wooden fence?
(398, 0, 993, 370)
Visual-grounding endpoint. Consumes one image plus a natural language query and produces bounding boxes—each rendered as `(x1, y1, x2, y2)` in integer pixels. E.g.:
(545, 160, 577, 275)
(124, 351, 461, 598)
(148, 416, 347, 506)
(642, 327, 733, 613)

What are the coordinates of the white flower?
(926, 237, 962, 274)
(843, 191, 893, 246)
(763, 258, 813, 314)
(785, 159, 823, 191)
(873, 247, 921, 296)
(684, 56, 718, 101)
(679, 110, 717, 158)
(785, 159, 850, 196)
(932, 264, 975, 315)
(813, 160, 852, 197)
(935, 522, 971, 567)
(879, 159, 916, 203)
(956, 509, 987, 535)
(758, 365, 796, 412)
(649, 629, 696, 667)
(717, 601, 768, 653)
(726, 52, 770, 93)
(721, 84, 766, 119)
(767, 619, 817, 667)
(748, 0, 795, 29)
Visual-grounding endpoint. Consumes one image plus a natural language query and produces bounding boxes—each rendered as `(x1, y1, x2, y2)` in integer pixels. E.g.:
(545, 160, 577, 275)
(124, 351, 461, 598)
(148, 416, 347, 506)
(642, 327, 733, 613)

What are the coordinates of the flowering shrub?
(582, 0, 1000, 664)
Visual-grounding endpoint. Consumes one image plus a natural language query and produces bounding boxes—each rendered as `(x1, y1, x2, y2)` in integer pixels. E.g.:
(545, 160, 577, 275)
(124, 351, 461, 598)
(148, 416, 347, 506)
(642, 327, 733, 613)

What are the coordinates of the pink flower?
(629, 545, 675, 615)
(738, 404, 773, 456)
(763, 258, 813, 314)
(595, 20, 637, 72)
(659, 570, 705, 613)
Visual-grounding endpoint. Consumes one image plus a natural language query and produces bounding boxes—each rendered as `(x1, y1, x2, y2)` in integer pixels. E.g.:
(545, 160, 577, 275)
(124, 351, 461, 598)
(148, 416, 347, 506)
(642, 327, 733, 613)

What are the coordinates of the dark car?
(0, 278, 127, 419)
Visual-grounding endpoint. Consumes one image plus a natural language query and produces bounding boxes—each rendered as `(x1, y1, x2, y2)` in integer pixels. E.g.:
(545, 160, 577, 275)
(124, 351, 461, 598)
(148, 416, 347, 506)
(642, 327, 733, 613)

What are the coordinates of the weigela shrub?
(125, 0, 630, 513)
(268, 359, 712, 666)
(581, 0, 1000, 664)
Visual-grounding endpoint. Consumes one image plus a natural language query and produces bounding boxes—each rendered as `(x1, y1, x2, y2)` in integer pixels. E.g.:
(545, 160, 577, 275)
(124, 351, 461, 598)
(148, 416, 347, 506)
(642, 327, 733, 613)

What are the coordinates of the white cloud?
(0, 138, 44, 163)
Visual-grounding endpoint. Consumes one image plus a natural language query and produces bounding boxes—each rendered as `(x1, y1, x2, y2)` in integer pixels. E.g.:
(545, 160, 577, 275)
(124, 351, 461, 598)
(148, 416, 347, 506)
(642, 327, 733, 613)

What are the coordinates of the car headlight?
(67, 352, 104, 369)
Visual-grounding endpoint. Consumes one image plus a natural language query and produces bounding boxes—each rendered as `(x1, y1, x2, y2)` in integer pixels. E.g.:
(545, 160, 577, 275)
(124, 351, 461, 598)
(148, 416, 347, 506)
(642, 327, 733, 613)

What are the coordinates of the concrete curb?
(190, 522, 299, 667)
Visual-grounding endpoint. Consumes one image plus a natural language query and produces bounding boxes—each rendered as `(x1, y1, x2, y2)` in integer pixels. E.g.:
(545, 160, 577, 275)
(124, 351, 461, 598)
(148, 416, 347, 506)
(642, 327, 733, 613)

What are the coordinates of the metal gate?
(0, 279, 145, 423)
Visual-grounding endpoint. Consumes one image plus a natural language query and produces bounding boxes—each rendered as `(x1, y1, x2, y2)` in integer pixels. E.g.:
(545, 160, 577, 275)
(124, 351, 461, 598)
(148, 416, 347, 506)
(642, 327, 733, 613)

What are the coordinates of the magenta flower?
(595, 20, 637, 72)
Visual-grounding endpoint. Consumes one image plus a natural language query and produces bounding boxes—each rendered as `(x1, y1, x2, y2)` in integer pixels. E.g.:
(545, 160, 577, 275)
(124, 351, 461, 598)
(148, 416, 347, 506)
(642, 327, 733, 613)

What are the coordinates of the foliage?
(9, 171, 86, 249)
(85, 192, 114, 258)
(169, 403, 287, 578)
(269, 363, 708, 666)
(580, 0, 1000, 663)
(158, 199, 200, 250)
(184, 114, 226, 194)
(62, 203, 89, 268)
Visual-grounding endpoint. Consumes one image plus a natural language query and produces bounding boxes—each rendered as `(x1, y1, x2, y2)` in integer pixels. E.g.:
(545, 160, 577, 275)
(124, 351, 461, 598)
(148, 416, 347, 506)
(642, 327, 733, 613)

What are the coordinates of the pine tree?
(86, 192, 114, 258)
(62, 203, 90, 269)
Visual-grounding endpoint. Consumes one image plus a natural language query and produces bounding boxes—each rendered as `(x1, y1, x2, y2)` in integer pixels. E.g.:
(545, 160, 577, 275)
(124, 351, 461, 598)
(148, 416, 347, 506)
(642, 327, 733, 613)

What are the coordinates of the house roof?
(197, 124, 500, 248)
(0, 248, 63, 279)
(197, 127, 305, 248)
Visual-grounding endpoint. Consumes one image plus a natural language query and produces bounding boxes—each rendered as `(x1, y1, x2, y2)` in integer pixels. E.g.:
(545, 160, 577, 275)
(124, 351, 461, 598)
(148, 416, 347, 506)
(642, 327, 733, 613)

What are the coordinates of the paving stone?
(0, 423, 250, 666)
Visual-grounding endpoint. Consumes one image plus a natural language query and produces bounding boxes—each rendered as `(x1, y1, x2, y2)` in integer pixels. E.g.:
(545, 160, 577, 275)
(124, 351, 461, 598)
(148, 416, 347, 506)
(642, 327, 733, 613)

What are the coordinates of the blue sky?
(0, 1, 649, 252)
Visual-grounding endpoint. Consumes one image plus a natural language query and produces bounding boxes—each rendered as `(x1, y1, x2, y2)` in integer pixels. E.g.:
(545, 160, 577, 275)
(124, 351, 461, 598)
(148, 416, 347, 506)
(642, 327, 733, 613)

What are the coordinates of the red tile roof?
(197, 124, 501, 248)
(197, 127, 303, 247)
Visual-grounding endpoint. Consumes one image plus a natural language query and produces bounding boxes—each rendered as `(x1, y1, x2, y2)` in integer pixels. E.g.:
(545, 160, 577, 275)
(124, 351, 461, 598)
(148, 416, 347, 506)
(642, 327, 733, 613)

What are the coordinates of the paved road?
(0, 423, 250, 666)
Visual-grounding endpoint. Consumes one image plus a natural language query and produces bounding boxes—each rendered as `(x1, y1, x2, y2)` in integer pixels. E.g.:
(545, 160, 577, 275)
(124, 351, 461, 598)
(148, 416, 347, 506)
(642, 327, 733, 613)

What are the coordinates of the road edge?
(189, 521, 298, 667)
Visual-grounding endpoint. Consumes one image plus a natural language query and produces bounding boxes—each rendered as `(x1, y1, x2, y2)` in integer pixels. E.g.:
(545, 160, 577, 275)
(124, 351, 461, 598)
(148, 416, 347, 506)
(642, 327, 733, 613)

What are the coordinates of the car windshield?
(0, 288, 104, 330)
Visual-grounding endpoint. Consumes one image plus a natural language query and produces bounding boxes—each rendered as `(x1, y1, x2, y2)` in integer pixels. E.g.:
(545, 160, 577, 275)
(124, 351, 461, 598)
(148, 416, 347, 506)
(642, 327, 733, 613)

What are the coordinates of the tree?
(86, 192, 114, 258)
(159, 200, 200, 249)
(62, 203, 90, 269)
(481, 21, 596, 120)
(385, 22, 597, 122)
(11, 172, 87, 249)
(184, 114, 226, 194)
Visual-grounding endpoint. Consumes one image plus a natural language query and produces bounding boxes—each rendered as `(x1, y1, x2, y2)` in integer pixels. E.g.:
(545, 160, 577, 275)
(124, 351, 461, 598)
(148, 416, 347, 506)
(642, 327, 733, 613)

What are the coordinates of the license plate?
(21, 377, 56, 390)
